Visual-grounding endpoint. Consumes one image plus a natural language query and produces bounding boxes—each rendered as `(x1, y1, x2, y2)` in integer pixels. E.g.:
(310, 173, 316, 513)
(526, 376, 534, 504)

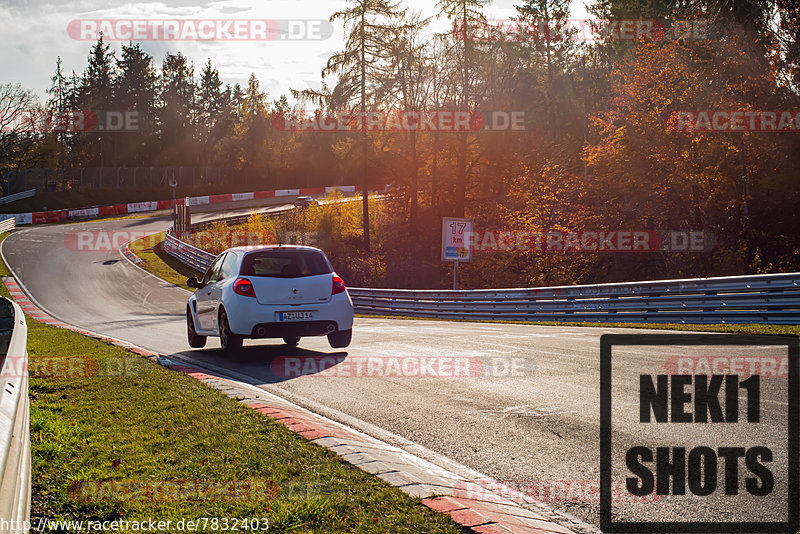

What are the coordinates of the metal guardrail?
(0, 218, 16, 234)
(164, 231, 215, 273)
(164, 225, 800, 324)
(0, 297, 30, 531)
(349, 273, 800, 324)
(163, 203, 305, 274)
(189, 212, 255, 231)
(0, 189, 35, 206)
(163, 195, 366, 273)
(188, 195, 365, 232)
(161, 203, 800, 325)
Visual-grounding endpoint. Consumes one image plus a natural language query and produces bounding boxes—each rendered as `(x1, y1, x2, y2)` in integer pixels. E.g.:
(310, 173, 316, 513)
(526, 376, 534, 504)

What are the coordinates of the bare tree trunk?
(545, 2, 555, 146)
(455, 0, 470, 217)
(455, 135, 467, 216)
(360, 10, 370, 251)
(410, 130, 419, 225)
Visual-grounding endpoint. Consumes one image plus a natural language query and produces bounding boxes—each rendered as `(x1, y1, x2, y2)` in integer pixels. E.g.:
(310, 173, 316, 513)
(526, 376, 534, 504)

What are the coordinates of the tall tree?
(82, 36, 116, 166)
(196, 59, 226, 164)
(437, 0, 487, 217)
(0, 83, 45, 181)
(238, 73, 271, 183)
(273, 94, 290, 113)
(159, 52, 196, 164)
(46, 56, 70, 168)
(318, 0, 408, 250)
(82, 36, 116, 109)
(386, 13, 431, 226)
(47, 57, 69, 113)
(116, 42, 158, 165)
(231, 83, 245, 122)
(515, 0, 577, 146)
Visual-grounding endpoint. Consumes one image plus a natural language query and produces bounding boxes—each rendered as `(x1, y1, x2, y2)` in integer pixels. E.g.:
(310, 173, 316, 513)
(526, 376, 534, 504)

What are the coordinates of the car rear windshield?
(240, 249, 332, 278)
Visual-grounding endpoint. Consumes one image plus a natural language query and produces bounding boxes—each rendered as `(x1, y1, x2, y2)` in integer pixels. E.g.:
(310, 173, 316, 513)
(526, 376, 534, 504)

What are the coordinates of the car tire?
(187, 308, 206, 348)
(219, 308, 243, 354)
(327, 329, 351, 349)
(283, 336, 300, 347)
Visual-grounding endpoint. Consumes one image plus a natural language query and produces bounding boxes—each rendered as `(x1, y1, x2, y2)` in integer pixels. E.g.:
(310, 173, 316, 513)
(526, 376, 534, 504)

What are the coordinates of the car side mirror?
(187, 277, 203, 289)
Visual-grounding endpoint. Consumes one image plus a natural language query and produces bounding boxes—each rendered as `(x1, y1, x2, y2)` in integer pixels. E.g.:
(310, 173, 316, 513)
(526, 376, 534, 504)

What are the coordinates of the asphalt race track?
(3, 213, 793, 531)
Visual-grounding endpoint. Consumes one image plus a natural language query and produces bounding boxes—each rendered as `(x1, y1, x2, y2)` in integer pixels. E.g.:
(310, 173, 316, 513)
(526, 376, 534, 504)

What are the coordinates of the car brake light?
(332, 274, 346, 295)
(233, 278, 256, 297)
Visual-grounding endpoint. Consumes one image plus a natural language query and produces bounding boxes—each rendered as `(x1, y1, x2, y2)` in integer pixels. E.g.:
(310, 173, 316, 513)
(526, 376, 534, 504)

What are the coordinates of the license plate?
(279, 311, 314, 321)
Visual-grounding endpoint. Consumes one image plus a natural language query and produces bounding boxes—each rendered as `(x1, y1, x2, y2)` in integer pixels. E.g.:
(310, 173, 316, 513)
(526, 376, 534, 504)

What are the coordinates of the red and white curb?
(3, 276, 160, 358)
(4, 277, 71, 329)
(6, 184, 382, 226)
(120, 241, 143, 264)
(3, 274, 592, 534)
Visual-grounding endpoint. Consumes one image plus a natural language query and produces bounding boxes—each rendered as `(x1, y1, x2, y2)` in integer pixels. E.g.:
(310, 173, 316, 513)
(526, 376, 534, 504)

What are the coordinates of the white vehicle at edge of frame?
(185, 245, 354, 354)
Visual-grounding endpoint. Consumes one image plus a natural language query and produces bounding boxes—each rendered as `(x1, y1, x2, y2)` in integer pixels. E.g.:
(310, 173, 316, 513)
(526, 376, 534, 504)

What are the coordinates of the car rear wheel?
(219, 308, 243, 354)
(283, 336, 300, 347)
(187, 309, 206, 348)
(327, 329, 351, 349)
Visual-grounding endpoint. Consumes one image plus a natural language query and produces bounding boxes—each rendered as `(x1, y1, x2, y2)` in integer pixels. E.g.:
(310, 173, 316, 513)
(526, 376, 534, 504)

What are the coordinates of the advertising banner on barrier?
(68, 207, 100, 218)
(327, 185, 355, 193)
(232, 192, 254, 201)
(187, 196, 210, 206)
(13, 213, 32, 225)
(6, 184, 363, 225)
(127, 201, 158, 213)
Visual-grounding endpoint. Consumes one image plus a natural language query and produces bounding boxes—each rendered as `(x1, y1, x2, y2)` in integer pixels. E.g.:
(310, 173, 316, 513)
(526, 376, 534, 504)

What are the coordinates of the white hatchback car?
(186, 245, 354, 354)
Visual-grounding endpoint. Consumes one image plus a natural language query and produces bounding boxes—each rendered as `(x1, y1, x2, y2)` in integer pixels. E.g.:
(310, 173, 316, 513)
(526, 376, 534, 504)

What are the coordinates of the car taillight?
(332, 274, 346, 295)
(233, 278, 256, 297)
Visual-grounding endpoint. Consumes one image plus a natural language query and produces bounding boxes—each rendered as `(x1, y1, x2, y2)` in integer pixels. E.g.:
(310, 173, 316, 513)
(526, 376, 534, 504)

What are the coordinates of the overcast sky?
(0, 0, 592, 105)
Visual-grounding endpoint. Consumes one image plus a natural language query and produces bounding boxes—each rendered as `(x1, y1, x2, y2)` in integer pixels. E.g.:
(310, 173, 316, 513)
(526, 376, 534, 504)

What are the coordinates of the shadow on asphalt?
(125, 216, 171, 226)
(173, 343, 350, 384)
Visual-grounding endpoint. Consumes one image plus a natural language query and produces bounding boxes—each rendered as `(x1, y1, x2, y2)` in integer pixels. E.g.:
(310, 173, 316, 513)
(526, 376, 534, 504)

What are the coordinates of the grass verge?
(0, 232, 11, 277)
(0, 233, 466, 533)
(128, 233, 799, 337)
(128, 232, 204, 291)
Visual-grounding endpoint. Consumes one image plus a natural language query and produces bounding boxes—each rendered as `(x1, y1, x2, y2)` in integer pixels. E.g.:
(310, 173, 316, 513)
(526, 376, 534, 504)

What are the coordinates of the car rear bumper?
(225, 291, 354, 337)
(250, 320, 339, 338)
